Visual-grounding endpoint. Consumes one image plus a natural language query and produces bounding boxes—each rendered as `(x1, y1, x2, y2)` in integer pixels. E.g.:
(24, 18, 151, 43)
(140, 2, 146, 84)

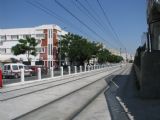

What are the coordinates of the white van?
(3, 63, 32, 79)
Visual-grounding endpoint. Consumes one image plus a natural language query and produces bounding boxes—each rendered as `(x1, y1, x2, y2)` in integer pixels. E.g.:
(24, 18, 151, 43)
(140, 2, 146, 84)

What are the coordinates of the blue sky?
(0, 0, 147, 54)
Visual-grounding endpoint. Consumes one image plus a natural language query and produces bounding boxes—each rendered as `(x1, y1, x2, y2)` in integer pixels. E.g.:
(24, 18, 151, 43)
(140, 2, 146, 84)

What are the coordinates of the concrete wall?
(140, 51, 160, 98)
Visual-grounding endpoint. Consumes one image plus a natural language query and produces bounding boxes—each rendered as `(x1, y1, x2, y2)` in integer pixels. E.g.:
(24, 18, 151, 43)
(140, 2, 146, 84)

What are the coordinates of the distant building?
(0, 24, 67, 68)
(109, 48, 120, 56)
(121, 53, 134, 62)
(109, 48, 134, 62)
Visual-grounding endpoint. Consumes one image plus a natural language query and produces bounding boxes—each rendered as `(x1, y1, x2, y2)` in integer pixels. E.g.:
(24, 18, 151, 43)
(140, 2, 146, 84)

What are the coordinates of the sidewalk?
(107, 64, 160, 120)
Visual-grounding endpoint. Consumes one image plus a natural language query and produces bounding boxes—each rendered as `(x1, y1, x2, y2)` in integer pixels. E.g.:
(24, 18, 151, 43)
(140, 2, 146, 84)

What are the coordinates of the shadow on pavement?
(104, 66, 160, 120)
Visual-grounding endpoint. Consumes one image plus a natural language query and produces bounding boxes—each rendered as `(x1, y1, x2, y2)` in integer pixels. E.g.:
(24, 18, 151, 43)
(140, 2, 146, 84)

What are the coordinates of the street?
(0, 65, 123, 120)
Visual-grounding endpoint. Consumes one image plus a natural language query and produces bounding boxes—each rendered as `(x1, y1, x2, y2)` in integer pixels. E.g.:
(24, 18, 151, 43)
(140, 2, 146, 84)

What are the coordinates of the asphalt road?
(2, 65, 117, 85)
(2, 69, 83, 85)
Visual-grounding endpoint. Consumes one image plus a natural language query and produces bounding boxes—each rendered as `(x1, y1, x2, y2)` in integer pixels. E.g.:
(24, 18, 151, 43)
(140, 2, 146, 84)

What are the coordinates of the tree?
(97, 48, 111, 64)
(60, 33, 123, 65)
(61, 33, 101, 66)
(108, 54, 123, 63)
(12, 37, 39, 61)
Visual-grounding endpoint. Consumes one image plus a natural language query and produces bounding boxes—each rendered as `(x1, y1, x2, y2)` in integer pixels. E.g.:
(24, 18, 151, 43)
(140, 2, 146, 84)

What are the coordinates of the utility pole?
(125, 48, 128, 62)
(130, 54, 132, 61)
(120, 48, 122, 56)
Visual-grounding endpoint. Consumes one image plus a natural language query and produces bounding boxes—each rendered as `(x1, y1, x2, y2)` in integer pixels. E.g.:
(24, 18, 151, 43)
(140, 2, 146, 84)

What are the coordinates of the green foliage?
(108, 54, 123, 63)
(61, 33, 94, 65)
(11, 37, 38, 61)
(61, 33, 123, 65)
(97, 49, 111, 63)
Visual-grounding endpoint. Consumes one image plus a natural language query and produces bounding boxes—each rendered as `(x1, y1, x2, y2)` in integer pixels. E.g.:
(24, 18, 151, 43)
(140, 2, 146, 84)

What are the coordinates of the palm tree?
(12, 37, 39, 61)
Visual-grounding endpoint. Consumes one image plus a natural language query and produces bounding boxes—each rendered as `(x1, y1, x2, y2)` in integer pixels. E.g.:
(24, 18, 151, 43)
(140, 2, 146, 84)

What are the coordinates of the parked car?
(28, 65, 48, 76)
(24, 65, 33, 76)
(3, 63, 33, 79)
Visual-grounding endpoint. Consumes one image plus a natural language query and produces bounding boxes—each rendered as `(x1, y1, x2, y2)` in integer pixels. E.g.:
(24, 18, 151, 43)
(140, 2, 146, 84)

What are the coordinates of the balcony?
(36, 34, 45, 39)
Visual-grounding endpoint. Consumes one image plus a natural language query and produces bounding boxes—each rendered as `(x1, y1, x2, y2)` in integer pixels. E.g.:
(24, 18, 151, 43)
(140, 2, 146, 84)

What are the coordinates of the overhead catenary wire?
(72, 0, 110, 38)
(85, 0, 122, 48)
(75, 0, 108, 34)
(71, 0, 102, 41)
(54, 0, 116, 48)
(75, 0, 122, 49)
(27, 0, 120, 50)
(96, 0, 126, 49)
(26, 0, 65, 24)
(26, 0, 93, 39)
(85, 0, 102, 22)
(84, 0, 112, 31)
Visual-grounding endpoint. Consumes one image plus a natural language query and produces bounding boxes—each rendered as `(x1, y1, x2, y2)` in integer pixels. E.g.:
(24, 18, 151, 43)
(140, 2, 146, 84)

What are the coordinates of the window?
(37, 39, 41, 44)
(0, 35, 6, 40)
(50, 29, 51, 38)
(41, 47, 45, 53)
(48, 44, 50, 55)
(48, 29, 53, 39)
(6, 48, 11, 54)
(0, 40, 3, 45)
(3, 48, 6, 53)
(0, 48, 11, 54)
(23, 35, 31, 39)
(11, 35, 19, 40)
(36, 48, 41, 53)
(12, 65, 18, 70)
(51, 44, 53, 55)
(0, 48, 6, 54)
(51, 29, 53, 38)
(48, 44, 52, 55)
(37, 47, 45, 53)
(36, 34, 45, 39)
(19, 65, 24, 69)
(4, 65, 10, 70)
(24, 66, 29, 70)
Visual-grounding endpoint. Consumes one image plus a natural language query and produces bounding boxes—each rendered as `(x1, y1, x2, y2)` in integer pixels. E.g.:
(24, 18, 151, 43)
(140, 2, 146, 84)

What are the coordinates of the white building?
(121, 53, 134, 62)
(0, 24, 67, 68)
(109, 48, 120, 56)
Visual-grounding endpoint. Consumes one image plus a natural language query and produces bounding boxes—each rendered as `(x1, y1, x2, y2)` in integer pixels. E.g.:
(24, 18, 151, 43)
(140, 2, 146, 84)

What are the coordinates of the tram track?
(13, 66, 127, 120)
(1, 66, 112, 93)
(71, 67, 129, 120)
(0, 66, 121, 101)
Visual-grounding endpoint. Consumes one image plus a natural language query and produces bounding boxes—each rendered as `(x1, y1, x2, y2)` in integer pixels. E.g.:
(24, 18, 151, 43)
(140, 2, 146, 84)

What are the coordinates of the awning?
(0, 55, 19, 63)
